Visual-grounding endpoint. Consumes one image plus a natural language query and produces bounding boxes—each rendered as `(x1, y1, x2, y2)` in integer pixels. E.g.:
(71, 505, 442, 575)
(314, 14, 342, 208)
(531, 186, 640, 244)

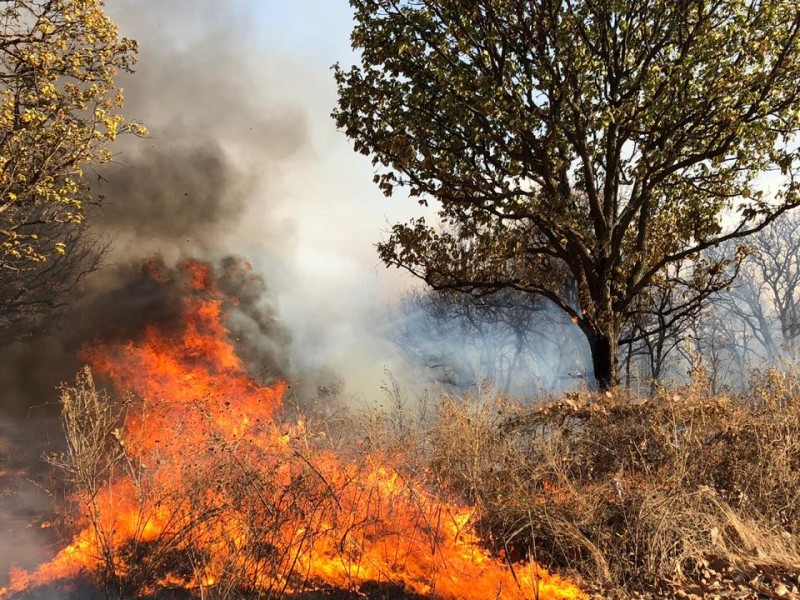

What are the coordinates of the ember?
(1, 259, 584, 600)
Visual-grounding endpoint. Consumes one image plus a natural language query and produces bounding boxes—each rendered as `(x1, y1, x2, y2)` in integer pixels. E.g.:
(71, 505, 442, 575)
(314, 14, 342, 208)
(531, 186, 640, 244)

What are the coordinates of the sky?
(98, 0, 424, 398)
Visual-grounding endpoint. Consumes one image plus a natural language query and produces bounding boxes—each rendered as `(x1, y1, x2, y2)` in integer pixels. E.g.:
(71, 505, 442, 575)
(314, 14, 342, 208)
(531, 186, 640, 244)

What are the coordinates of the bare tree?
(621, 257, 740, 390)
(0, 216, 107, 342)
(392, 288, 586, 396)
(685, 211, 800, 385)
(731, 214, 800, 354)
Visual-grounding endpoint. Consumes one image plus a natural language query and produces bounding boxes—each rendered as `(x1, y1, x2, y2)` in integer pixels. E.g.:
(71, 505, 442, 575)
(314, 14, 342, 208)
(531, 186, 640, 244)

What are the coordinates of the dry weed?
(425, 372, 800, 594)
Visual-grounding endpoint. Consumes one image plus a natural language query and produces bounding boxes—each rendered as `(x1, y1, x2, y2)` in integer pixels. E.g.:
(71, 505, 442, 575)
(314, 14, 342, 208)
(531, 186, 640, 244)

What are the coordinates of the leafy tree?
(0, 0, 144, 339)
(334, 0, 800, 389)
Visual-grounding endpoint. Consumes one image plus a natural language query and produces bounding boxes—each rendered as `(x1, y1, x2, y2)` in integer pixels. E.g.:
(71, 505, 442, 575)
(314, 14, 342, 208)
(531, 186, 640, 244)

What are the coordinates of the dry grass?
(423, 370, 800, 594)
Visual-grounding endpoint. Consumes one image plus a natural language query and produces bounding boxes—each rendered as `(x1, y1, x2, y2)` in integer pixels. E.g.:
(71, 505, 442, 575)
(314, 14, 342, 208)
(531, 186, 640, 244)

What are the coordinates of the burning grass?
(0, 260, 584, 600)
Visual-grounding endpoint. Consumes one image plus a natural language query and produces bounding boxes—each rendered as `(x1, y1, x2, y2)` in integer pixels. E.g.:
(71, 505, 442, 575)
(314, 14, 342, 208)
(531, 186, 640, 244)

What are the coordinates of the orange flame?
(1, 259, 585, 600)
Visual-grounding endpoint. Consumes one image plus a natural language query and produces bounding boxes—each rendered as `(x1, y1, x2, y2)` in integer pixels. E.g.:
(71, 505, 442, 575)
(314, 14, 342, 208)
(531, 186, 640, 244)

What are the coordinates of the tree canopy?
(334, 0, 800, 389)
(0, 0, 144, 339)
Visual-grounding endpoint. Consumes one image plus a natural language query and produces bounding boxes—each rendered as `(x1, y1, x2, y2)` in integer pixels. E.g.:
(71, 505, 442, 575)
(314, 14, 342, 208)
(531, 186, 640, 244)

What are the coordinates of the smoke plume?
(0, 0, 311, 584)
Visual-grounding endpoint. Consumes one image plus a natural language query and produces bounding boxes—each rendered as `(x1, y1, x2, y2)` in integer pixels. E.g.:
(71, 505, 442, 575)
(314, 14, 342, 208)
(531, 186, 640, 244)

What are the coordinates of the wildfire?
(1, 259, 585, 599)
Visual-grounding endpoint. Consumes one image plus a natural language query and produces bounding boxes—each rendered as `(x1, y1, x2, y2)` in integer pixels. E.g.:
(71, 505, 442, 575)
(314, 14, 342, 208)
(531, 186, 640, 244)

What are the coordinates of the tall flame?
(1, 259, 584, 600)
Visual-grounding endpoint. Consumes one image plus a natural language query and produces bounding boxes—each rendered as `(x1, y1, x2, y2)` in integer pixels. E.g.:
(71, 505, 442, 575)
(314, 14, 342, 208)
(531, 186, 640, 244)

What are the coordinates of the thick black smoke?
(89, 0, 306, 262)
(93, 141, 244, 246)
(0, 255, 291, 406)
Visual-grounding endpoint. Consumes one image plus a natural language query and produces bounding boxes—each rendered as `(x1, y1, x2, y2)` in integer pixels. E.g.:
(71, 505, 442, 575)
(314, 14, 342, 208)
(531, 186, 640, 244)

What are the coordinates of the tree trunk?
(581, 324, 619, 391)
